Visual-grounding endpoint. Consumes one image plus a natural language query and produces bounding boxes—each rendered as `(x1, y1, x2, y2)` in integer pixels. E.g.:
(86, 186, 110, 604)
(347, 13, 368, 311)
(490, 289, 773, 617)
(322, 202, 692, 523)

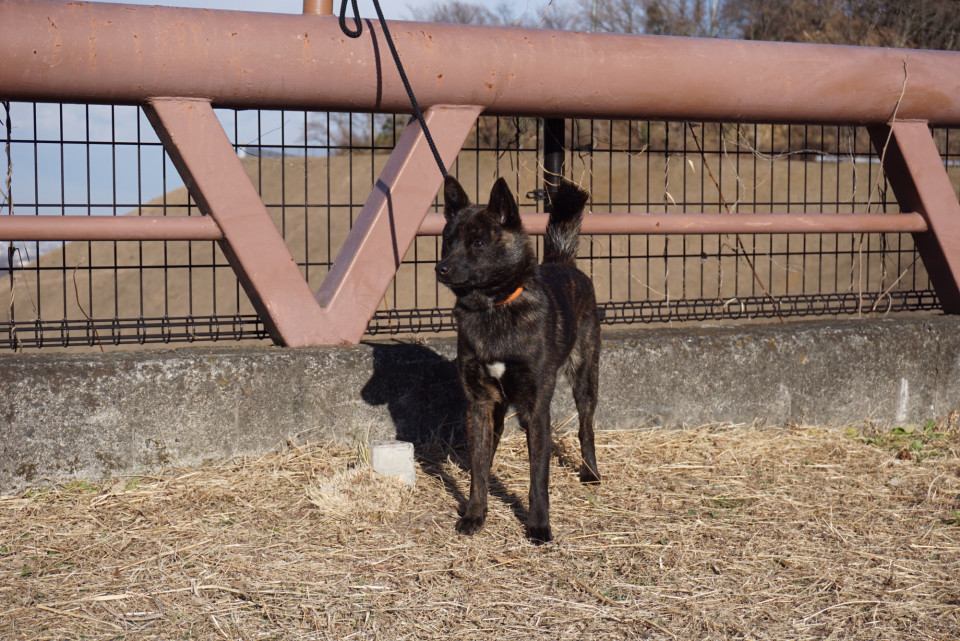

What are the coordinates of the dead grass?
(2, 423, 959, 640)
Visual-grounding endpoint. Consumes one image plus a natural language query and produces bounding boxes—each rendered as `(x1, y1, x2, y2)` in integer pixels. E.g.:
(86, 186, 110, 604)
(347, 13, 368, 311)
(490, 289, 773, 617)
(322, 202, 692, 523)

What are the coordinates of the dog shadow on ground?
(360, 341, 529, 526)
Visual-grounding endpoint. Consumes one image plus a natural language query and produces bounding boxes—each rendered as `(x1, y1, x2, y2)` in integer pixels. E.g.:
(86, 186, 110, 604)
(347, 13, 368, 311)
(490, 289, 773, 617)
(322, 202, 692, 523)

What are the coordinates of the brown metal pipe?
(3, 209, 923, 245)
(302, 0, 333, 15)
(0, 215, 224, 241)
(2, 1, 960, 125)
(418, 212, 929, 236)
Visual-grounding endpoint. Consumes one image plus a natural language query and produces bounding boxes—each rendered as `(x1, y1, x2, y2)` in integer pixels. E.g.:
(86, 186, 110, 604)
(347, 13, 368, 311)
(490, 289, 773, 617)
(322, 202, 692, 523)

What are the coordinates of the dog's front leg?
(525, 409, 553, 544)
(457, 397, 496, 535)
(518, 377, 557, 545)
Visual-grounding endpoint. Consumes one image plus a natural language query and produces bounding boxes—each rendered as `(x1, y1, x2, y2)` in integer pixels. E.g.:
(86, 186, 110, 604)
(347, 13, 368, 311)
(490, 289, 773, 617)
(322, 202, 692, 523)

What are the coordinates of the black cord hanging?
(338, 0, 362, 37)
(338, 0, 448, 178)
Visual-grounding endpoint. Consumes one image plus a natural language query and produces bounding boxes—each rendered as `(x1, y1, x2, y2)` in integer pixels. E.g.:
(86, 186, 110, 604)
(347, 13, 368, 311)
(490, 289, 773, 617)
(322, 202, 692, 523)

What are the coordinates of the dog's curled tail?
(543, 179, 589, 265)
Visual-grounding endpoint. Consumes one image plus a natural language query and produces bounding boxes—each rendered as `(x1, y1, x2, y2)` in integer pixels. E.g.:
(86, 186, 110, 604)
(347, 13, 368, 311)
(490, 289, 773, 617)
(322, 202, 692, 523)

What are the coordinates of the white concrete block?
(370, 440, 416, 486)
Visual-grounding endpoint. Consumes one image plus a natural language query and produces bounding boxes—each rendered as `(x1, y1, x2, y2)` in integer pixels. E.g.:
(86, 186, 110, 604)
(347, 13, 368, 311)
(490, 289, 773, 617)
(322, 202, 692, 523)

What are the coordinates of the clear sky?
(87, 1, 561, 24)
(89, 0, 438, 21)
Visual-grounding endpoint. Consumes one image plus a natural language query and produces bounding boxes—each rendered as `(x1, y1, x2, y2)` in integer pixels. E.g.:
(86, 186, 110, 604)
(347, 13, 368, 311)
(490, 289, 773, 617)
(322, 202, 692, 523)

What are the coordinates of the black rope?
(338, 0, 448, 178)
(338, 0, 362, 37)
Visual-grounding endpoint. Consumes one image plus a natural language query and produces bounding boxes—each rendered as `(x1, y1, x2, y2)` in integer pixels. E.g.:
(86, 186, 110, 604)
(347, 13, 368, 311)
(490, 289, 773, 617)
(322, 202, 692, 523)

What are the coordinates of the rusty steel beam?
(0, 215, 223, 241)
(869, 121, 960, 313)
(144, 98, 328, 347)
(3, 1, 960, 126)
(418, 212, 929, 236)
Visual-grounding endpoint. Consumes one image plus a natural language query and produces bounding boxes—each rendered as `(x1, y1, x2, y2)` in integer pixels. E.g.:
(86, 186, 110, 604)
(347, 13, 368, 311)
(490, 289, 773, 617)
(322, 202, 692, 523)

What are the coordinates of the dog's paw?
(456, 515, 486, 536)
(526, 524, 553, 545)
(580, 468, 601, 485)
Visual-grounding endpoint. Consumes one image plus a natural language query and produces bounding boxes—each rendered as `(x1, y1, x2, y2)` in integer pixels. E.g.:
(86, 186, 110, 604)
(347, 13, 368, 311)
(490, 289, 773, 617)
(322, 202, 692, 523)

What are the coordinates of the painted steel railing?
(1, 0, 959, 346)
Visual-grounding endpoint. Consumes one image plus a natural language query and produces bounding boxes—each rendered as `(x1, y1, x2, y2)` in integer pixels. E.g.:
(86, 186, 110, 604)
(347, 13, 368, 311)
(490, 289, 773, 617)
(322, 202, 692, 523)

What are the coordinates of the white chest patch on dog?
(486, 361, 506, 379)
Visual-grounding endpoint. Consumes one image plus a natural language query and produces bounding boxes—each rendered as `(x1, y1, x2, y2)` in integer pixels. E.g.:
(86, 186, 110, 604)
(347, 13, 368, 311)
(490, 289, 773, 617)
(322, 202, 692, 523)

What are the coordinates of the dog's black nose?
(436, 262, 450, 277)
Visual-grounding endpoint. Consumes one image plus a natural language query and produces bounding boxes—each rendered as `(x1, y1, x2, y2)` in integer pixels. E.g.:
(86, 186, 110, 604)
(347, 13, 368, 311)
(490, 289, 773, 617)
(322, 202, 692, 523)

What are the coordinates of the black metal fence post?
(543, 118, 566, 209)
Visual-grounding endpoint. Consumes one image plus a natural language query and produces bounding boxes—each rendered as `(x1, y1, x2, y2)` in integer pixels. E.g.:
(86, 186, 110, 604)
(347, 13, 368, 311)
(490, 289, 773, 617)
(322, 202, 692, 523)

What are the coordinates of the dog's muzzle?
(435, 261, 456, 285)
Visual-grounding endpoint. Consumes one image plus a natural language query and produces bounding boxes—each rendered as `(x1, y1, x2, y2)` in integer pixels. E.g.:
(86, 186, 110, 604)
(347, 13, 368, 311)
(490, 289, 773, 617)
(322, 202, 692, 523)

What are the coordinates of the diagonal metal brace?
(146, 98, 480, 346)
(316, 105, 482, 342)
(144, 98, 328, 346)
(869, 121, 960, 313)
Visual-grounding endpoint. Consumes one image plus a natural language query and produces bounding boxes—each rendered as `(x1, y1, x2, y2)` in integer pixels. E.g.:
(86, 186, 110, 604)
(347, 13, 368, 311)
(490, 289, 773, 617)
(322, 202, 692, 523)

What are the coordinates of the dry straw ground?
(2, 421, 959, 640)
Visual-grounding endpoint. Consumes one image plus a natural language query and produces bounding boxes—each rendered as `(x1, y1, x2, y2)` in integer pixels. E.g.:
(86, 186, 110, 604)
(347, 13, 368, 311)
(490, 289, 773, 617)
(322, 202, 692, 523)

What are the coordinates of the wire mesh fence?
(1, 101, 956, 350)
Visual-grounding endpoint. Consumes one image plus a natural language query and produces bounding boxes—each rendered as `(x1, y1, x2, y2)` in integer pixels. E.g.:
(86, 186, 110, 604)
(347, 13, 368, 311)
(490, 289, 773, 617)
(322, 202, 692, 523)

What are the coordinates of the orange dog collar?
(494, 286, 524, 306)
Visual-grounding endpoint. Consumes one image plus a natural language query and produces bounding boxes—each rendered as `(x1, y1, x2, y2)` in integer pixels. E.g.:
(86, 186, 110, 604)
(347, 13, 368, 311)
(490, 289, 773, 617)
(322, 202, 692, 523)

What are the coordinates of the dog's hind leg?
(571, 334, 601, 485)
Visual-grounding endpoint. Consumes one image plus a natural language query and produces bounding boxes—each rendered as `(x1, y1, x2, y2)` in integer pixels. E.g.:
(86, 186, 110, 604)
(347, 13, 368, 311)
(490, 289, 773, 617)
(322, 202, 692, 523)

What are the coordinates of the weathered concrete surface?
(1, 317, 958, 493)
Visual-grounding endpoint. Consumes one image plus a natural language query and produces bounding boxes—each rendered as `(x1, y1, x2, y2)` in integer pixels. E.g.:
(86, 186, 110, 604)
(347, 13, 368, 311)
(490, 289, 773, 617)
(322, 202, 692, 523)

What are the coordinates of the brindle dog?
(436, 176, 601, 544)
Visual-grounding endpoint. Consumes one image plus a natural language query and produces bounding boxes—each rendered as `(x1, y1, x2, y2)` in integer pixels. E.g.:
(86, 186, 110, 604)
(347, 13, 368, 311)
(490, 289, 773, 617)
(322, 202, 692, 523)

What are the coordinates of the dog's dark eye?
(473, 239, 485, 248)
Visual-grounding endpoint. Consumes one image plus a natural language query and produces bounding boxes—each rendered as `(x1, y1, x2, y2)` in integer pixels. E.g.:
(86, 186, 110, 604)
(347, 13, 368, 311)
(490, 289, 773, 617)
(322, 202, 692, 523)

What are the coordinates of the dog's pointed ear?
(488, 177, 521, 229)
(443, 175, 470, 221)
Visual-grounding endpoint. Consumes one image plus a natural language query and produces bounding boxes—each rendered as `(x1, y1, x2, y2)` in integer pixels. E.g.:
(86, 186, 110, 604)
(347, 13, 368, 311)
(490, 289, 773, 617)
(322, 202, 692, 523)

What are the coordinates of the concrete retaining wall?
(2, 317, 959, 493)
